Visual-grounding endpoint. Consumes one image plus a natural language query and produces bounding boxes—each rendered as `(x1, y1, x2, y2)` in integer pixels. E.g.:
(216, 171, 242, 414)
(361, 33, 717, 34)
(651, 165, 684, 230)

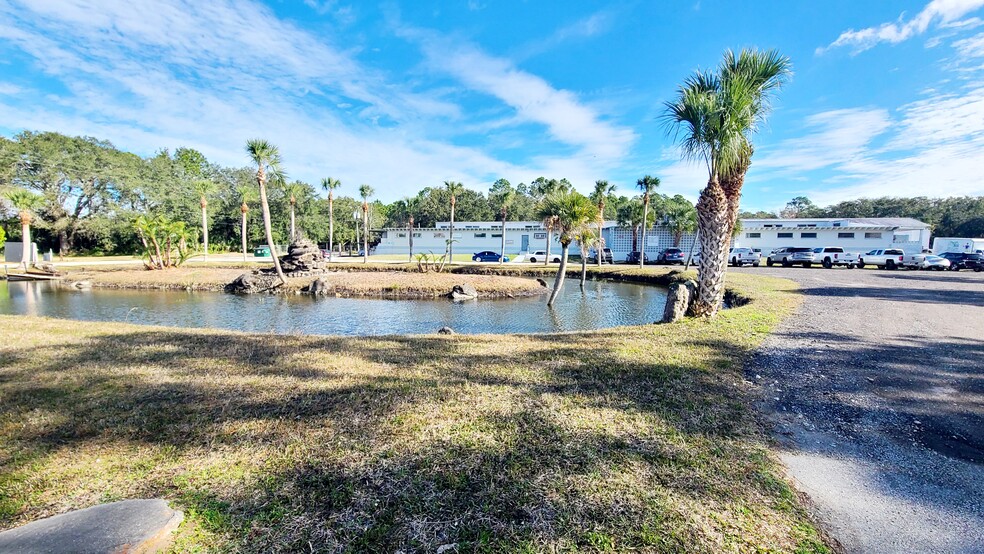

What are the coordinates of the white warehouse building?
(371, 217, 931, 260)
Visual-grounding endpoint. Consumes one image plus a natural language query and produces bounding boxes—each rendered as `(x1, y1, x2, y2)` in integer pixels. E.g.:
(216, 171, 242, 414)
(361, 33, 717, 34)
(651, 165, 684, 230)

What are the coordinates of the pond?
(0, 279, 668, 336)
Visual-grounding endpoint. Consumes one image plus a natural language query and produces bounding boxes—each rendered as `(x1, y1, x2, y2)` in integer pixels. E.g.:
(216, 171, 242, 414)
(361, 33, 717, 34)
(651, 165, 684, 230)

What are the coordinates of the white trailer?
(932, 237, 984, 254)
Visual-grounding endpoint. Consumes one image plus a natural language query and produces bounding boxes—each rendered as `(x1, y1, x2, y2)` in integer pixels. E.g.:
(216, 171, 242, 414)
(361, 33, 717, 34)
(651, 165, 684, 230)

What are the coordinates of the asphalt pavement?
(736, 265, 984, 553)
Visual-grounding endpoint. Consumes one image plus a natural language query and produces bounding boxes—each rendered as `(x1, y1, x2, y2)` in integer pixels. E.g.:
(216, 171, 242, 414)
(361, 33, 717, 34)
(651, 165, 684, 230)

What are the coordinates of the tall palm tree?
(235, 185, 256, 262)
(3, 189, 44, 266)
(537, 191, 597, 306)
(636, 175, 661, 268)
(245, 138, 288, 284)
(321, 177, 341, 258)
(574, 226, 597, 288)
(193, 179, 215, 261)
(403, 195, 421, 262)
(443, 180, 464, 261)
(617, 201, 646, 253)
(494, 186, 516, 265)
(665, 196, 697, 247)
(590, 180, 615, 266)
(280, 180, 304, 241)
(664, 48, 790, 316)
(359, 184, 374, 263)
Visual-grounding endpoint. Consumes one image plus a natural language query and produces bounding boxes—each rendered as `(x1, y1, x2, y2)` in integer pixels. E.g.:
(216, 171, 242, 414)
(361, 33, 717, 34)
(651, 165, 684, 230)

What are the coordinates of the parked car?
(858, 248, 906, 269)
(657, 247, 686, 264)
(940, 252, 984, 271)
(472, 250, 509, 263)
(587, 248, 614, 264)
(528, 250, 561, 263)
(729, 247, 761, 267)
(919, 255, 951, 270)
(625, 251, 649, 264)
(767, 246, 814, 267)
(811, 246, 858, 268)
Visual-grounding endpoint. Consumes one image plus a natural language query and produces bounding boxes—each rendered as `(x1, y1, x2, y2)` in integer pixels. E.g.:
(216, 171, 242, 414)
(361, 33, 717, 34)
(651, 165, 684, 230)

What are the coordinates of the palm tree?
(636, 175, 660, 268)
(664, 48, 790, 316)
(193, 179, 215, 261)
(235, 185, 256, 262)
(665, 196, 697, 246)
(359, 184, 374, 263)
(617, 201, 646, 253)
(590, 180, 615, 266)
(245, 138, 288, 284)
(3, 189, 44, 266)
(321, 177, 341, 258)
(493, 186, 516, 265)
(280, 180, 304, 241)
(443, 180, 463, 261)
(574, 226, 597, 288)
(537, 191, 598, 306)
(402, 195, 421, 262)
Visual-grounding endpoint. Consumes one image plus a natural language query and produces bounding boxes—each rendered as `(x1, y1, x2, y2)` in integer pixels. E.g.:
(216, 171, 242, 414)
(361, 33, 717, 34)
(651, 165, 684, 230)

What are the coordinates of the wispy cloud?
(513, 10, 618, 61)
(817, 0, 984, 55)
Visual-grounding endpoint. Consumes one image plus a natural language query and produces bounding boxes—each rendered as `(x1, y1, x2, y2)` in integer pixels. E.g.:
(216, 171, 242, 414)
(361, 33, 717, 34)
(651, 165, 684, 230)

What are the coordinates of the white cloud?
(756, 108, 892, 173)
(818, 0, 984, 54)
(952, 31, 984, 57)
(396, 25, 636, 164)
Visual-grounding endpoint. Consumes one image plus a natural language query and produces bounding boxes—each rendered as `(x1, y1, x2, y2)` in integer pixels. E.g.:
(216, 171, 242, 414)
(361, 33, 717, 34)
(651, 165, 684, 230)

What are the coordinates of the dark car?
(657, 248, 686, 265)
(940, 252, 984, 271)
(587, 248, 614, 264)
(472, 250, 509, 263)
(625, 251, 649, 264)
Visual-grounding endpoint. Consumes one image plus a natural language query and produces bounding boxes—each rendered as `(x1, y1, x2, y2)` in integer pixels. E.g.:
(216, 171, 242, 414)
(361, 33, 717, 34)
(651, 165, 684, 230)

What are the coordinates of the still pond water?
(0, 279, 668, 335)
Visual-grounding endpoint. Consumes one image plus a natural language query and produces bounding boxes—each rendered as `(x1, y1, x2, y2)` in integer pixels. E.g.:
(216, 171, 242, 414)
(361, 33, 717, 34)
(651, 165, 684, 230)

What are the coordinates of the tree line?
(0, 130, 698, 257)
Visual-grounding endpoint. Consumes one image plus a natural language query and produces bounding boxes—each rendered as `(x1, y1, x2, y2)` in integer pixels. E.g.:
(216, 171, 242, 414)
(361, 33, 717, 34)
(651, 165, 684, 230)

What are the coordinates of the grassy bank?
(0, 271, 829, 552)
(62, 267, 547, 298)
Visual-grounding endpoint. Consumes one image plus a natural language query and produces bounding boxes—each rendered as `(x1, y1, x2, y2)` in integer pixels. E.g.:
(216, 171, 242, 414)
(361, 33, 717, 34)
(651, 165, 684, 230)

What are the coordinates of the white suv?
(858, 249, 906, 269)
(528, 250, 561, 263)
(729, 247, 761, 267)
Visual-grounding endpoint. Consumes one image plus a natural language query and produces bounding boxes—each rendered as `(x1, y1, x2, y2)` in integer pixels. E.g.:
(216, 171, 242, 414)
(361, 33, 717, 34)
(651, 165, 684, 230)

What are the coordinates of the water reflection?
(0, 279, 668, 335)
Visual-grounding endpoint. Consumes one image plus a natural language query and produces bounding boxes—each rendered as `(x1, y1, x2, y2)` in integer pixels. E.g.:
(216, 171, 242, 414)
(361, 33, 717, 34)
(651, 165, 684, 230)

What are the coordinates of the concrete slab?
(0, 499, 182, 554)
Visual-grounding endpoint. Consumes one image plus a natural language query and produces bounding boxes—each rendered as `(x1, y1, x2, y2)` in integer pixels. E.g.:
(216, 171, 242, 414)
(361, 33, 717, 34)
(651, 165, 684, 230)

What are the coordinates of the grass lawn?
(0, 270, 830, 552)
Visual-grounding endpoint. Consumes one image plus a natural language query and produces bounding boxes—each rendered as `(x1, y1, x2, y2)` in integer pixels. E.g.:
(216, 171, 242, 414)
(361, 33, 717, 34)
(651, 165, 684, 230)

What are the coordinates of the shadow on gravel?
(794, 284, 984, 307)
(867, 272, 984, 286)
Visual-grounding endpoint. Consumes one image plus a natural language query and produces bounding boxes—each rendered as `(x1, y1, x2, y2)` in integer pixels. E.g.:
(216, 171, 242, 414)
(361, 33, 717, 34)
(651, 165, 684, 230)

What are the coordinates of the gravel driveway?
(736, 266, 984, 553)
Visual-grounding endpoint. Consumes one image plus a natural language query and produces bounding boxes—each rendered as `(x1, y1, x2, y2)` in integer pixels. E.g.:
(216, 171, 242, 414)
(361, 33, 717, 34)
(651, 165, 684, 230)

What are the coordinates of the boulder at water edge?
(303, 277, 332, 295)
(661, 279, 697, 323)
(226, 272, 280, 294)
(449, 283, 478, 300)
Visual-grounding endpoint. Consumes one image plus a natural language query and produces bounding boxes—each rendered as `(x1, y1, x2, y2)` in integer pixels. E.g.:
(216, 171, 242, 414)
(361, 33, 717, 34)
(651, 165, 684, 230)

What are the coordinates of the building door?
(521, 234, 529, 252)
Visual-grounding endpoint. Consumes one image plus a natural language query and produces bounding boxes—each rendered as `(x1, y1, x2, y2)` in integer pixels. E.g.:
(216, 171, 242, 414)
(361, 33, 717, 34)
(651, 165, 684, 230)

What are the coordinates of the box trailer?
(932, 237, 984, 254)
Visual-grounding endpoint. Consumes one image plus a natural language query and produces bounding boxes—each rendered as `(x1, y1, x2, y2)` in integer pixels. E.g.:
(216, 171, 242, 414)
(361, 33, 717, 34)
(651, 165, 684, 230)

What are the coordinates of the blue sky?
(1, 0, 983, 212)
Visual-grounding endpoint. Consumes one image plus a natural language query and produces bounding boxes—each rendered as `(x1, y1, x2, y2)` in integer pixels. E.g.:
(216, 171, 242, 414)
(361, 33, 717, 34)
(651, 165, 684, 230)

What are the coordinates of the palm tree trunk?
(580, 252, 587, 288)
(259, 177, 287, 284)
(691, 178, 730, 317)
(19, 218, 30, 266)
(640, 199, 649, 269)
(547, 243, 570, 306)
(289, 204, 296, 242)
(328, 194, 334, 260)
(449, 200, 455, 262)
(363, 207, 369, 264)
(200, 200, 209, 261)
(597, 220, 603, 267)
(631, 226, 638, 252)
(500, 210, 507, 265)
(240, 211, 248, 262)
(408, 217, 414, 262)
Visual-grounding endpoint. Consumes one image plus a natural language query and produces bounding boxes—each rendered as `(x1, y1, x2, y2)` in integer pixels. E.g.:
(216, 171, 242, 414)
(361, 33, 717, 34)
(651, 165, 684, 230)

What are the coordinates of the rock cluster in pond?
(261, 239, 327, 277)
(226, 272, 281, 293)
(449, 283, 478, 300)
(661, 279, 697, 323)
(303, 277, 332, 296)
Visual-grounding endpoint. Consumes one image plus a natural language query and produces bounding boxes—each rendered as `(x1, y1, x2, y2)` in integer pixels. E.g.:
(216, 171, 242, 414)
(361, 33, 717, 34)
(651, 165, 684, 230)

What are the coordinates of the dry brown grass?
(0, 272, 829, 552)
(65, 267, 546, 298)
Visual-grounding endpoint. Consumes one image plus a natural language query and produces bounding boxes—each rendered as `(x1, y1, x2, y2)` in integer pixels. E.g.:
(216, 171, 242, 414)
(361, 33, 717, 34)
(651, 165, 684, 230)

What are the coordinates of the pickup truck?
(811, 247, 859, 268)
(729, 247, 761, 267)
(858, 248, 906, 269)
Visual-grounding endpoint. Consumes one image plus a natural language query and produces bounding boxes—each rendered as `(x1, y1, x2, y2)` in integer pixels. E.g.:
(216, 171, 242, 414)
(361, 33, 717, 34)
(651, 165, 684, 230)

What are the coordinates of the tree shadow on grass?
(0, 320, 820, 552)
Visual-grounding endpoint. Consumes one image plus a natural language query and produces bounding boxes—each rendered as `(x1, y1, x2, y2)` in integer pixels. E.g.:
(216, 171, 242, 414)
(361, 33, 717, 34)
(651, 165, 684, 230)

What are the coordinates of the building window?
(746, 232, 761, 238)
(833, 222, 841, 227)
(534, 232, 547, 240)
(491, 233, 502, 238)
(895, 234, 910, 242)
(474, 232, 487, 238)
(778, 232, 793, 238)
(865, 232, 882, 239)
(801, 232, 817, 239)
(412, 232, 422, 238)
(397, 232, 406, 238)
(838, 232, 855, 239)
(434, 232, 446, 238)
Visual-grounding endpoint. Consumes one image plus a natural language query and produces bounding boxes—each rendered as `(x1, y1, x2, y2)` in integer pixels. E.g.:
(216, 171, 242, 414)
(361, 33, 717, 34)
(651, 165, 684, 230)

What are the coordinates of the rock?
(303, 278, 331, 295)
(70, 280, 92, 290)
(0, 499, 183, 554)
(536, 278, 548, 287)
(261, 238, 328, 277)
(661, 279, 697, 323)
(226, 272, 280, 294)
(438, 326, 454, 335)
(450, 283, 478, 300)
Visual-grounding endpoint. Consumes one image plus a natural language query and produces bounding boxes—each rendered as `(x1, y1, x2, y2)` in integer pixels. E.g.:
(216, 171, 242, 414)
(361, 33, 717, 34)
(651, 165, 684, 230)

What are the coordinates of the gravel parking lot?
(737, 266, 984, 553)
